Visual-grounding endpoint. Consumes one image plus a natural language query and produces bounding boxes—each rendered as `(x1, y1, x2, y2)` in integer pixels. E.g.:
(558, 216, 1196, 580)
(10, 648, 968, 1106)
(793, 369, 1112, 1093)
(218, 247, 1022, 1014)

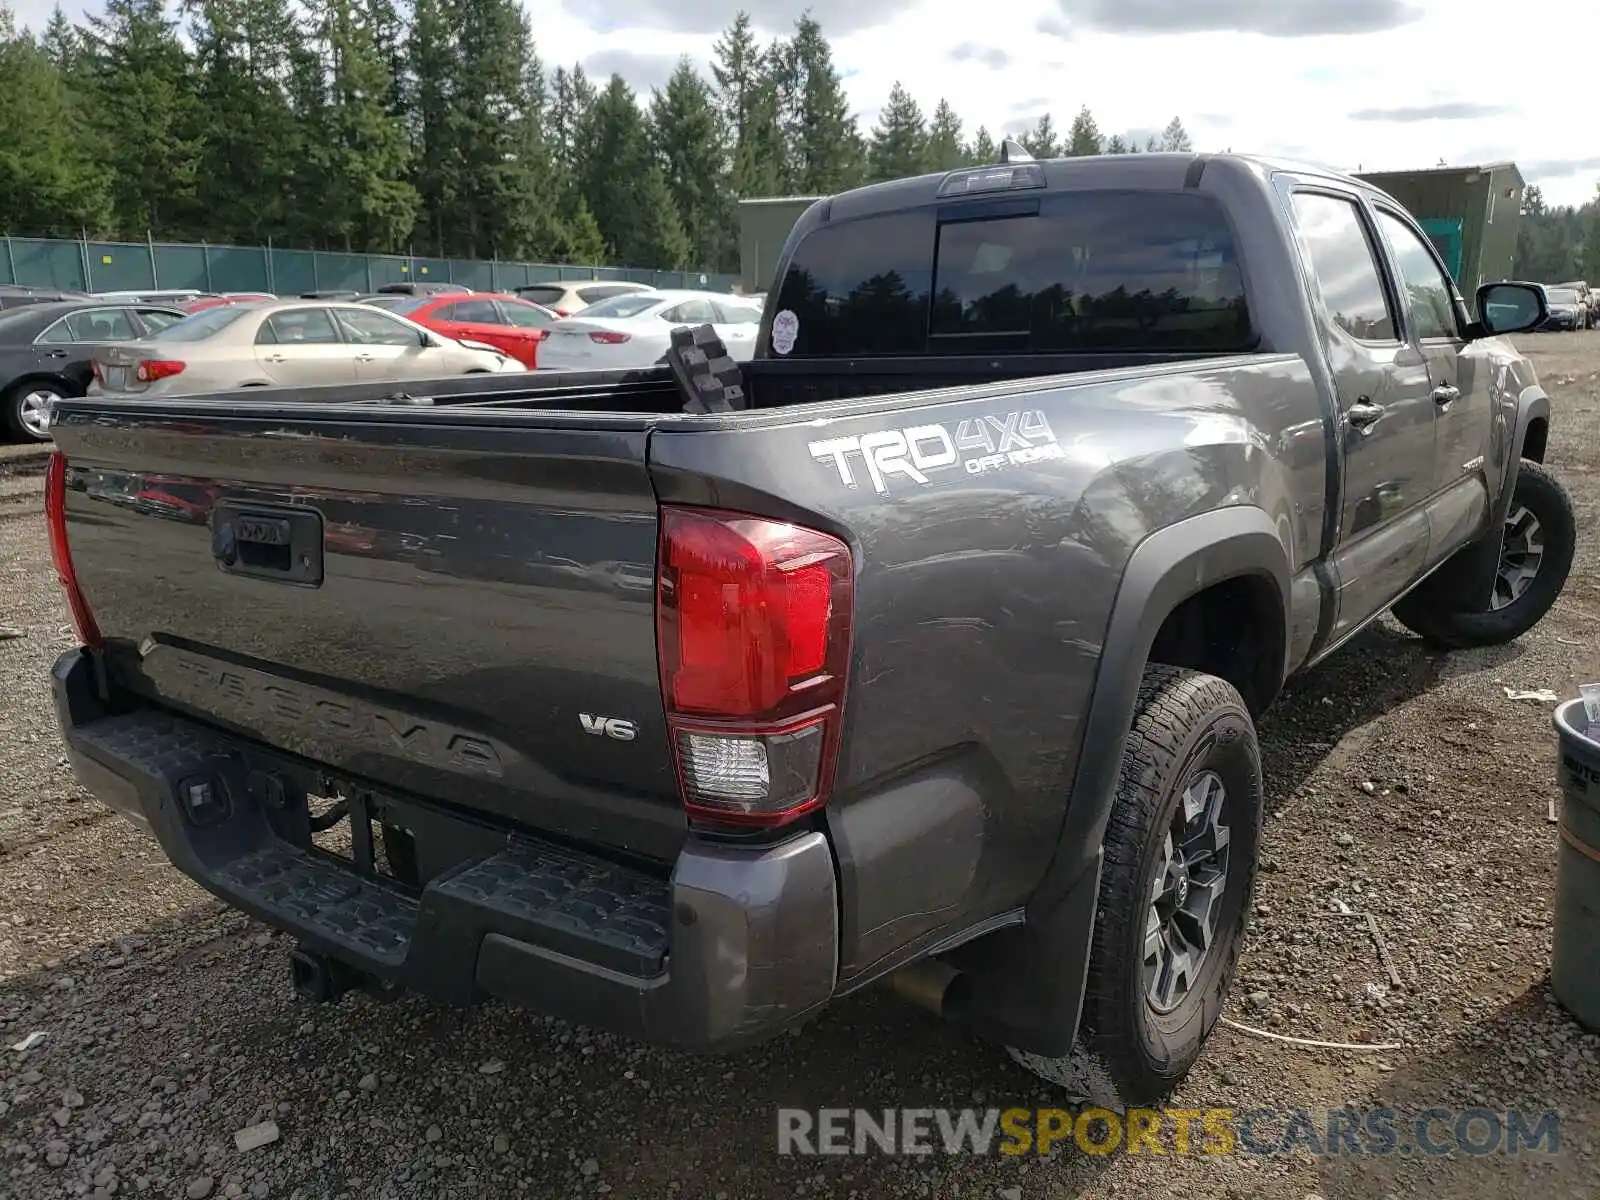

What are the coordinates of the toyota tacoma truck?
(44, 149, 1573, 1106)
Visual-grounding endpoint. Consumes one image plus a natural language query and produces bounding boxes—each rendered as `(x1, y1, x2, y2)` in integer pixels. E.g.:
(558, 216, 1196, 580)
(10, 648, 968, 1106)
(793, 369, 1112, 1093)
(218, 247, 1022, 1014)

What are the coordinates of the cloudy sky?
(12, 0, 1596, 207)
(561, 0, 1597, 207)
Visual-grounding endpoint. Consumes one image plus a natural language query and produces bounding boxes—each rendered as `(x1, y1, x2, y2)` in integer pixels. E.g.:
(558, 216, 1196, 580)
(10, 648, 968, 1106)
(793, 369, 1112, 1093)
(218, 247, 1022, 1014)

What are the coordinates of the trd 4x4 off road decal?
(807, 409, 1062, 494)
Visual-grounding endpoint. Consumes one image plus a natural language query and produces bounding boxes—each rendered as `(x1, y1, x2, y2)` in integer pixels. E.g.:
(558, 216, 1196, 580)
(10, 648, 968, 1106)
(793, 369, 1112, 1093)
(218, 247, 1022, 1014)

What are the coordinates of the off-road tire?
(1393, 460, 1575, 649)
(1008, 665, 1263, 1106)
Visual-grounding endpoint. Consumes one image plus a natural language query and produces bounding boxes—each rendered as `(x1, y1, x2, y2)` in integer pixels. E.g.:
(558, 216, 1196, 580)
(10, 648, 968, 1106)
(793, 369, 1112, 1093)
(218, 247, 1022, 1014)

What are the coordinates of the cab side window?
(1288, 193, 1397, 342)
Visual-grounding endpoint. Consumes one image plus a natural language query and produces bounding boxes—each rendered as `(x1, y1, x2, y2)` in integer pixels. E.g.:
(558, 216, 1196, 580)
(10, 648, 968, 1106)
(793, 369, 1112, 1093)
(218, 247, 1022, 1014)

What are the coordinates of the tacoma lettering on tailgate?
(166, 655, 506, 776)
(807, 409, 1062, 494)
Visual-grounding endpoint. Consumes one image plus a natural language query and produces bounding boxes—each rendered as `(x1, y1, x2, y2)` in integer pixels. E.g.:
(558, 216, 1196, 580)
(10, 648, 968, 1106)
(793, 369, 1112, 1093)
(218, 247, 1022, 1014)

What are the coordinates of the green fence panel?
(270, 249, 318, 296)
(0, 235, 739, 296)
(84, 241, 155, 292)
(207, 246, 271, 292)
(314, 253, 369, 292)
(366, 256, 414, 289)
(154, 244, 210, 291)
(450, 259, 497, 291)
(6, 238, 84, 290)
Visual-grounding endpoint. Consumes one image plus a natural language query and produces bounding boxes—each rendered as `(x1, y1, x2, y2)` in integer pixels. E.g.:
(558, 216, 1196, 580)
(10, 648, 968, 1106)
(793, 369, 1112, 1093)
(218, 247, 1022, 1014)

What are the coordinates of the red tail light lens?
(657, 506, 853, 828)
(588, 331, 630, 344)
(45, 452, 103, 649)
(135, 359, 185, 382)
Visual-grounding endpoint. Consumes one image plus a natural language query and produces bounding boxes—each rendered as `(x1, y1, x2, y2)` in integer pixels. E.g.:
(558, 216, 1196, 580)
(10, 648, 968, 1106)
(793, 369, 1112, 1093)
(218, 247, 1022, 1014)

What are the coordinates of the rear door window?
(258, 309, 342, 345)
(1289, 193, 1398, 342)
(438, 299, 502, 324)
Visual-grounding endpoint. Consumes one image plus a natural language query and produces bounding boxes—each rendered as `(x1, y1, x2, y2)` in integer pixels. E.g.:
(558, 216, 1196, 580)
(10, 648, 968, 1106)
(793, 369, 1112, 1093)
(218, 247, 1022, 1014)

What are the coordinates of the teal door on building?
(1419, 217, 1464, 281)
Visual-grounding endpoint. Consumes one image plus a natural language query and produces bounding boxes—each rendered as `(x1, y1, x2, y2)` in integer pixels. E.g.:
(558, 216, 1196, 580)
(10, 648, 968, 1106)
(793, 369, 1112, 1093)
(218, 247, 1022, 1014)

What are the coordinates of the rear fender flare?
(1051, 505, 1290, 881)
(956, 506, 1290, 1055)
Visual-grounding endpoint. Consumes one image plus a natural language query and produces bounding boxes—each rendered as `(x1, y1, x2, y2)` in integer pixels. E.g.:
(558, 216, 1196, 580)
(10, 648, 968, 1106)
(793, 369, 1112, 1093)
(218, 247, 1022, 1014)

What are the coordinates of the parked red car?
(363, 292, 559, 368)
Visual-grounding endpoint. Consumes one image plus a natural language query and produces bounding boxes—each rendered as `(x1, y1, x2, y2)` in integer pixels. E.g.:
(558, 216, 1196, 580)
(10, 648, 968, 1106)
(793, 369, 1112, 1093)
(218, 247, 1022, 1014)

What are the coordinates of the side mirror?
(1474, 282, 1546, 336)
(418, 330, 434, 348)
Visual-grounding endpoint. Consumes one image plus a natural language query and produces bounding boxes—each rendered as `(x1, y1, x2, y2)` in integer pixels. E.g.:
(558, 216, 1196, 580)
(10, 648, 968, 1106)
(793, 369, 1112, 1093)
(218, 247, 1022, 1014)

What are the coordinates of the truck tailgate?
(51, 406, 685, 864)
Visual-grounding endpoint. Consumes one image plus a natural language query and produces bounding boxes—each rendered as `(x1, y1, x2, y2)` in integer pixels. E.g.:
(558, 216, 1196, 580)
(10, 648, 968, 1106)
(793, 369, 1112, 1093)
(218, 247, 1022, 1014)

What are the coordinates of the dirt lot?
(3, 336, 1600, 1200)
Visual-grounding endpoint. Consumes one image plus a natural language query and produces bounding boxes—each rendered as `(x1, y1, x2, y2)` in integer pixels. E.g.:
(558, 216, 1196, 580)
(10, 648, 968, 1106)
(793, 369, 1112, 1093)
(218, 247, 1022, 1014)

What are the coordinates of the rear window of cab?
(770, 190, 1254, 357)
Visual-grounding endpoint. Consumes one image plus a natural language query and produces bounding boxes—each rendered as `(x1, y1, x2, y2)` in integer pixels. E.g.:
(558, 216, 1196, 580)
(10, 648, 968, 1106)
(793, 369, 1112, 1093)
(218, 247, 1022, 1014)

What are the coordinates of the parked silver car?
(87, 300, 524, 397)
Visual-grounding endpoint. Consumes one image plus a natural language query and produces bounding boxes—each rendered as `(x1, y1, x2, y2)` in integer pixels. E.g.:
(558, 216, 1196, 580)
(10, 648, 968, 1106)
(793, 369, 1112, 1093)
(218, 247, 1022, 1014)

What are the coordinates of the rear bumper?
(52, 649, 839, 1052)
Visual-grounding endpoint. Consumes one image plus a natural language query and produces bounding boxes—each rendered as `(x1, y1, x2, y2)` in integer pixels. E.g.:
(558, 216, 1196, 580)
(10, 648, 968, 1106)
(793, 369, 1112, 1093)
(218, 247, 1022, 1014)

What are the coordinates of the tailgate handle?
(211, 503, 324, 586)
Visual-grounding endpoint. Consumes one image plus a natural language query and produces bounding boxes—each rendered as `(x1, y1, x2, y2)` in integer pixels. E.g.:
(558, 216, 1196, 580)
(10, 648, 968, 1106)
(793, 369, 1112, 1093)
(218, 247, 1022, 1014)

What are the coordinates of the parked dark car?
(1540, 285, 1586, 331)
(374, 282, 471, 297)
(0, 300, 187, 440)
(0, 284, 91, 310)
(44, 150, 1572, 1104)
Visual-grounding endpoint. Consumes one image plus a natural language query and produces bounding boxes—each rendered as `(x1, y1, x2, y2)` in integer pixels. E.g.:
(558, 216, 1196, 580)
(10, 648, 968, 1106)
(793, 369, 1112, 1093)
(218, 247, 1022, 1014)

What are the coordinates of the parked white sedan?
(536, 290, 763, 372)
(88, 299, 524, 397)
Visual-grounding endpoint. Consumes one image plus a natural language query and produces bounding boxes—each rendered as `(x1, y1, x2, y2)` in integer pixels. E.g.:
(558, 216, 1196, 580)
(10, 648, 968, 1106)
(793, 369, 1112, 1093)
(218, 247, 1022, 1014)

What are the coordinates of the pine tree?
(967, 125, 996, 163)
(557, 195, 606, 265)
(632, 165, 692, 269)
(1105, 134, 1129, 154)
(581, 73, 689, 267)
(1066, 105, 1102, 156)
(712, 13, 782, 197)
(650, 57, 730, 269)
(926, 98, 964, 170)
(867, 81, 927, 181)
(306, 0, 418, 251)
(0, 13, 112, 235)
(185, 0, 307, 244)
(1160, 116, 1192, 151)
(78, 0, 203, 238)
(773, 14, 861, 193)
(1020, 113, 1058, 158)
(405, 0, 456, 254)
(447, 0, 543, 259)
(40, 5, 80, 71)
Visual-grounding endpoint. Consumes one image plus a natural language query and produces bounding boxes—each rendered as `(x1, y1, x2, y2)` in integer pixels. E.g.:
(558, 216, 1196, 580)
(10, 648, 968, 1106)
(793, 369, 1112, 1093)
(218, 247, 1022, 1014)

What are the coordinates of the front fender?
(1412, 382, 1549, 612)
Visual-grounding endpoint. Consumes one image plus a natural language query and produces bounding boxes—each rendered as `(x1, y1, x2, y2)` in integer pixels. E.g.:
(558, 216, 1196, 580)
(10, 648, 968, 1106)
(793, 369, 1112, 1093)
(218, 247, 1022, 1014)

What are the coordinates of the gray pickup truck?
(45, 149, 1573, 1106)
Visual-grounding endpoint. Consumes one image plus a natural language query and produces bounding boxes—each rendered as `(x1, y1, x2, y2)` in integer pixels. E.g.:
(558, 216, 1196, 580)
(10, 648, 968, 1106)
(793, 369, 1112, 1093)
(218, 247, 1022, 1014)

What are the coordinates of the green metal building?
(737, 196, 825, 292)
(1355, 162, 1525, 300)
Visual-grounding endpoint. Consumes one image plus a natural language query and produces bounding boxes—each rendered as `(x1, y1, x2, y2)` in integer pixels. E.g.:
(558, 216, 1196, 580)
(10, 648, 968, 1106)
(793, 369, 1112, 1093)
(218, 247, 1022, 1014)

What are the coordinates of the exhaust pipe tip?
(892, 959, 963, 1018)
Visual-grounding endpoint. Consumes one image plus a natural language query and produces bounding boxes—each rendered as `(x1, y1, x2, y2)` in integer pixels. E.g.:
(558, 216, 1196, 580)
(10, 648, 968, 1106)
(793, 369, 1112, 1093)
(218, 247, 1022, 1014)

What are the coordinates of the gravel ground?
(4, 335, 1600, 1199)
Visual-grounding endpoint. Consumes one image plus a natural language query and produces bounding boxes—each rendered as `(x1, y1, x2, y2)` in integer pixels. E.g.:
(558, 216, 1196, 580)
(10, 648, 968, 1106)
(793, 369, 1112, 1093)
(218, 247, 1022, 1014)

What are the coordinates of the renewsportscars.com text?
(776, 1107, 1561, 1158)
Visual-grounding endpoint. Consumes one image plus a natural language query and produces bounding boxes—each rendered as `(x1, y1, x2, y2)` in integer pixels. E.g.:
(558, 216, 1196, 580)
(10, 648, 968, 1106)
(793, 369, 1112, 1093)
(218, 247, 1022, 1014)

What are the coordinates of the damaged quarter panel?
(648, 351, 1323, 981)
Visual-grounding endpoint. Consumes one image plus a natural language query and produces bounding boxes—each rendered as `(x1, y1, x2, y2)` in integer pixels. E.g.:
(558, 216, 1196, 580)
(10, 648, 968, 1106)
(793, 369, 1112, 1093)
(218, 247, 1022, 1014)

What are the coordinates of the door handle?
(264, 353, 285, 363)
(1347, 401, 1386, 432)
(1432, 384, 1460, 406)
(355, 353, 373, 362)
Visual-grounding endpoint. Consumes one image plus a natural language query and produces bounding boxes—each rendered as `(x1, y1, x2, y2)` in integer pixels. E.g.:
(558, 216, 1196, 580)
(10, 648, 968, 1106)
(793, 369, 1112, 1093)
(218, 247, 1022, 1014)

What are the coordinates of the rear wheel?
(1007, 665, 1262, 1105)
(1393, 460, 1575, 648)
(4, 382, 64, 442)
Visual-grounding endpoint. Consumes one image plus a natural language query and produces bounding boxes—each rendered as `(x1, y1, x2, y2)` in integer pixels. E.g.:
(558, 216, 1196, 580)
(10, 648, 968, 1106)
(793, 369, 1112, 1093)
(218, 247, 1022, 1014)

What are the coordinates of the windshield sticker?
(808, 409, 1062, 494)
(771, 309, 799, 355)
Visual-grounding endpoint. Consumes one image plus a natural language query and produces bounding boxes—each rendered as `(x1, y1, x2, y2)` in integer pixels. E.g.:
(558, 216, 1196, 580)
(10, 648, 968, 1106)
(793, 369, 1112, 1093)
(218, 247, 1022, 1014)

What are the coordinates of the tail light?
(135, 359, 185, 382)
(656, 506, 853, 828)
(45, 452, 102, 649)
(588, 331, 630, 344)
